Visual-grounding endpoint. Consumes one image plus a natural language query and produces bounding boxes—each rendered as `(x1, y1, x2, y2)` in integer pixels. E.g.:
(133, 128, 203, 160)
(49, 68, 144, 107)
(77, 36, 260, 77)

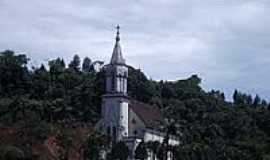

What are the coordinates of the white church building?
(96, 26, 179, 160)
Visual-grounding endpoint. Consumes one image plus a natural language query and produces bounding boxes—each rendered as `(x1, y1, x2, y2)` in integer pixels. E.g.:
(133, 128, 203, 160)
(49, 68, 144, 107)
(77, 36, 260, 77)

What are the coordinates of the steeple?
(110, 25, 125, 65)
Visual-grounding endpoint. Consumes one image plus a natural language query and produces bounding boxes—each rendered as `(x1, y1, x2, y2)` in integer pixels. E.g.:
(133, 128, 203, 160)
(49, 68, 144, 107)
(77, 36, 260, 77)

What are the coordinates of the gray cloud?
(0, 0, 270, 101)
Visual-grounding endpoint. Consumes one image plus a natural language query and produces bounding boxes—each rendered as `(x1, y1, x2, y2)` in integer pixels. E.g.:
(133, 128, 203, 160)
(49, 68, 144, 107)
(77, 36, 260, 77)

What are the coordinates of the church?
(96, 26, 179, 160)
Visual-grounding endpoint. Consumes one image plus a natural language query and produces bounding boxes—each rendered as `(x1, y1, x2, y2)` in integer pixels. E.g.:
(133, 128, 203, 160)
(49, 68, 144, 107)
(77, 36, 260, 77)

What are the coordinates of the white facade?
(92, 61, 104, 72)
(144, 129, 179, 146)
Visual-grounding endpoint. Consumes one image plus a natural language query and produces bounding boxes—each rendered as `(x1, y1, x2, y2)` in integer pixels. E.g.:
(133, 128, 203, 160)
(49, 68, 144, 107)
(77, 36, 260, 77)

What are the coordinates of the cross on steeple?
(110, 24, 125, 65)
(116, 25, 120, 41)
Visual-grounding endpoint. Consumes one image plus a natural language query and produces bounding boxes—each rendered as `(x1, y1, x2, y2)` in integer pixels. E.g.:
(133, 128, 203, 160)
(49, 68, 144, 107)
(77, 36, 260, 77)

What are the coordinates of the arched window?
(133, 130, 137, 136)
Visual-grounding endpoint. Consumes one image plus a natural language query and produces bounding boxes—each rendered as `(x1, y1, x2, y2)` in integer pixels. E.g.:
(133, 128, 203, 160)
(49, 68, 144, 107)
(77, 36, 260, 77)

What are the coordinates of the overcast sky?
(1, 0, 270, 101)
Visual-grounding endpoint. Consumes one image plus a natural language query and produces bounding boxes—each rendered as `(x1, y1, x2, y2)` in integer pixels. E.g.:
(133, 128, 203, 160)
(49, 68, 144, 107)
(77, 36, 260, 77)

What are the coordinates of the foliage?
(0, 146, 25, 160)
(135, 140, 148, 160)
(54, 127, 74, 160)
(0, 50, 270, 160)
(82, 57, 92, 73)
(83, 132, 106, 160)
(110, 141, 129, 160)
(68, 54, 81, 72)
(146, 141, 160, 160)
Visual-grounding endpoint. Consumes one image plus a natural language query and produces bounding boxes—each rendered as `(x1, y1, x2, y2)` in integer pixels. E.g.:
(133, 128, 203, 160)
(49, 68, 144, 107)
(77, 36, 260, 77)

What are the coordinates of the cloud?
(0, 0, 270, 101)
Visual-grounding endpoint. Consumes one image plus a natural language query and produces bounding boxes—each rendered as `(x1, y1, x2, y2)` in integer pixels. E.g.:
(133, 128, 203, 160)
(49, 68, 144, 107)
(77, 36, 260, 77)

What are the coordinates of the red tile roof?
(129, 99, 164, 128)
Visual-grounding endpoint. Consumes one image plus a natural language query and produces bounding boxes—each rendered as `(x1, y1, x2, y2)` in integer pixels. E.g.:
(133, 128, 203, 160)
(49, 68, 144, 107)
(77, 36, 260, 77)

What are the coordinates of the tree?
(0, 50, 29, 96)
(54, 128, 73, 160)
(146, 141, 160, 160)
(1, 146, 25, 160)
(68, 54, 81, 72)
(83, 133, 105, 160)
(157, 143, 165, 160)
(261, 99, 267, 107)
(135, 140, 148, 160)
(111, 141, 129, 160)
(253, 94, 261, 107)
(247, 95, 253, 105)
(82, 57, 92, 73)
(48, 58, 65, 74)
(233, 89, 245, 105)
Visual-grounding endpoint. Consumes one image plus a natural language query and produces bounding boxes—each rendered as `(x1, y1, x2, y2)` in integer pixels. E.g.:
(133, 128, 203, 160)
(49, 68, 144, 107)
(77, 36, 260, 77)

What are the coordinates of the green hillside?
(0, 50, 270, 160)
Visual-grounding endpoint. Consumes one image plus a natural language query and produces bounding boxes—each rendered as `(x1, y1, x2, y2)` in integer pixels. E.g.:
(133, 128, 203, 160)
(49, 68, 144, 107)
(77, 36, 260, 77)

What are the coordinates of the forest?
(0, 50, 270, 160)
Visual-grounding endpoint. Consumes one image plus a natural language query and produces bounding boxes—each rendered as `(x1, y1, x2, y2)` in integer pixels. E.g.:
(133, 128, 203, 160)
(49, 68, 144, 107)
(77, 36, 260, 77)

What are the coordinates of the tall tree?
(83, 133, 105, 160)
(261, 99, 267, 107)
(82, 57, 92, 73)
(146, 141, 160, 160)
(135, 140, 148, 160)
(0, 50, 29, 96)
(48, 58, 65, 74)
(247, 95, 253, 105)
(54, 128, 73, 160)
(253, 94, 261, 107)
(68, 54, 81, 72)
(111, 141, 129, 160)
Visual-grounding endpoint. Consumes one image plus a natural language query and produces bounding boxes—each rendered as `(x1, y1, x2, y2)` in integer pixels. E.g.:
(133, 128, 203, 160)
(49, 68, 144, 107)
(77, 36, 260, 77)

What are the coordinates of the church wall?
(128, 108, 146, 138)
(102, 97, 129, 140)
(106, 76, 112, 92)
(144, 129, 179, 146)
(119, 101, 129, 138)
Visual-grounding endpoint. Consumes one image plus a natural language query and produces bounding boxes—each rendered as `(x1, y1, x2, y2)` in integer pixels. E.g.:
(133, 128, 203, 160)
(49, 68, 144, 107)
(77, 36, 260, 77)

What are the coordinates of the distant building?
(96, 26, 179, 160)
(92, 60, 104, 72)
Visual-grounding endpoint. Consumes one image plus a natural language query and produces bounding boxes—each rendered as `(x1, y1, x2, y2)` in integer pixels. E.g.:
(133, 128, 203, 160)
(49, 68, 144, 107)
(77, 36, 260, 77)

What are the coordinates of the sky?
(0, 0, 270, 101)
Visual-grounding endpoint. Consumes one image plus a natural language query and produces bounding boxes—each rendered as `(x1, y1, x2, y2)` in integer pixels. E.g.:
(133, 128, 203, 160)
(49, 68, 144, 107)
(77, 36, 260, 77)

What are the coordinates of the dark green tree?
(261, 99, 267, 107)
(54, 128, 73, 160)
(83, 133, 105, 160)
(247, 95, 253, 105)
(253, 94, 261, 107)
(146, 141, 160, 160)
(48, 58, 65, 74)
(135, 140, 148, 160)
(82, 57, 92, 73)
(68, 54, 81, 72)
(111, 141, 129, 160)
(0, 50, 29, 96)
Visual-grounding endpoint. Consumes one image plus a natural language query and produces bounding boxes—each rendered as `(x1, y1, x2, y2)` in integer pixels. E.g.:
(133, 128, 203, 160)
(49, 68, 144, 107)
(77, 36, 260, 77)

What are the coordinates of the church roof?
(129, 99, 164, 128)
(110, 25, 125, 65)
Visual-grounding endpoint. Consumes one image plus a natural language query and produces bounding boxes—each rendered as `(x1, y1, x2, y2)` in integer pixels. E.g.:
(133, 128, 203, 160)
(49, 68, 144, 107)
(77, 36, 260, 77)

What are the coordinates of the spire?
(110, 25, 125, 65)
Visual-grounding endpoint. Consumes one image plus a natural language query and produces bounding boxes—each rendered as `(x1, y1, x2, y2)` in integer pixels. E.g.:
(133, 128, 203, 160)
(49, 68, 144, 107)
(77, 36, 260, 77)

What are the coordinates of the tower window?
(111, 75, 115, 91)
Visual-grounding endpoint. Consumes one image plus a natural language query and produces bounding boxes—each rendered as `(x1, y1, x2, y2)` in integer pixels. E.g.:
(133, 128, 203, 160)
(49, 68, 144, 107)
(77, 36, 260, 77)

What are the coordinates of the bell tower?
(102, 25, 129, 141)
(105, 25, 128, 95)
